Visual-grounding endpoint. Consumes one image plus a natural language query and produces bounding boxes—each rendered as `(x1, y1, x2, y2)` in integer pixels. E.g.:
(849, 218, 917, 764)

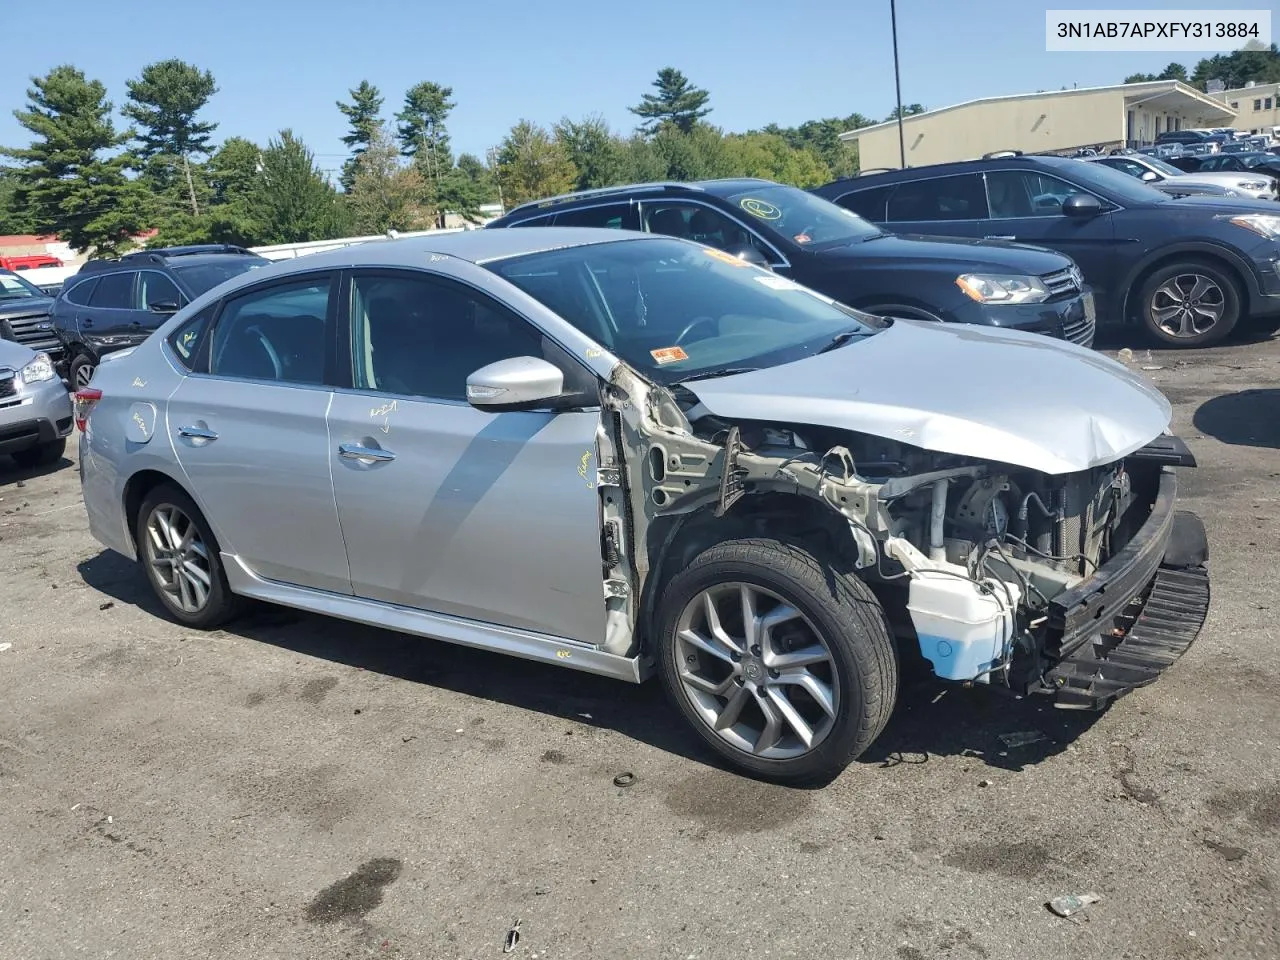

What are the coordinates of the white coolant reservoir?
(883, 537, 1022, 683)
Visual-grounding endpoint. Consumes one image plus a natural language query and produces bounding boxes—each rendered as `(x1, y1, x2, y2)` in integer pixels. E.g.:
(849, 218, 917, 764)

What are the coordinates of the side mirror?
(1062, 194, 1103, 219)
(729, 246, 772, 271)
(1140, 170, 1159, 182)
(148, 299, 180, 314)
(466, 356, 564, 412)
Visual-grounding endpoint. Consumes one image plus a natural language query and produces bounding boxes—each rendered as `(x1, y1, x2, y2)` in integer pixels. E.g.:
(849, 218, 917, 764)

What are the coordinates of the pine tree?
(123, 59, 218, 216)
(630, 68, 712, 134)
(337, 80, 384, 192)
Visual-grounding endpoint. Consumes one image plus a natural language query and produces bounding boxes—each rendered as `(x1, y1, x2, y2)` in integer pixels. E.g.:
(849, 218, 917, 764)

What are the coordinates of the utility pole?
(890, 0, 906, 168)
(181, 153, 201, 217)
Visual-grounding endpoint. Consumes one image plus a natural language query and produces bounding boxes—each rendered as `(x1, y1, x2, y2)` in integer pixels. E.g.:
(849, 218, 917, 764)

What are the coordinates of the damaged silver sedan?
(76, 229, 1210, 783)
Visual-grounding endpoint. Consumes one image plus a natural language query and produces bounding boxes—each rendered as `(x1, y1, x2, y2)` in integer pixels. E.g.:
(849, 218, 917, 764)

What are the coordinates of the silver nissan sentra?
(76, 228, 1209, 783)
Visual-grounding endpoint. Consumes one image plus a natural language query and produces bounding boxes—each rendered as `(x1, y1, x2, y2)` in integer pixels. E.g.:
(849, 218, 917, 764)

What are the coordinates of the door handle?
(339, 442, 396, 462)
(984, 235, 1017, 240)
(81, 317, 94, 327)
(178, 425, 218, 440)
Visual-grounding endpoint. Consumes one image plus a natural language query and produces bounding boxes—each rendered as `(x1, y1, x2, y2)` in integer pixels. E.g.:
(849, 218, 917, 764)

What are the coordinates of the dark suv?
(487, 179, 1097, 346)
(814, 156, 1280, 347)
(52, 245, 270, 387)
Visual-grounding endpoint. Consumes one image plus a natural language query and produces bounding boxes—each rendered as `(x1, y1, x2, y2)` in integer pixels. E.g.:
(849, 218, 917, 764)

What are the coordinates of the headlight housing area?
(955, 274, 1051, 304)
(19, 352, 56, 385)
(1237, 180, 1271, 192)
(1227, 214, 1280, 239)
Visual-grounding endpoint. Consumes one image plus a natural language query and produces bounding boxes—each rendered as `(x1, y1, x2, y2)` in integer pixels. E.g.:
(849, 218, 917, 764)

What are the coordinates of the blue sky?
(0, 0, 1254, 175)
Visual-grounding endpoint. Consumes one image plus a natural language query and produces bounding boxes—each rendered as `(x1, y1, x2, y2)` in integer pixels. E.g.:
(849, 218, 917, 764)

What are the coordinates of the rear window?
(89, 271, 136, 309)
(172, 257, 269, 297)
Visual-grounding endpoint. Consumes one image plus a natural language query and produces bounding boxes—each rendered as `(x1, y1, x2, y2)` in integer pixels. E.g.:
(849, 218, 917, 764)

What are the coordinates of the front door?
(327, 269, 606, 645)
(166, 273, 352, 594)
(982, 170, 1119, 304)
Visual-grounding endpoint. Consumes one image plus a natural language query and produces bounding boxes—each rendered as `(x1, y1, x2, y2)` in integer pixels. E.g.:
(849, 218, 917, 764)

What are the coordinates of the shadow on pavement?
(1193, 389, 1280, 450)
(0, 452, 73, 486)
(79, 548, 1105, 783)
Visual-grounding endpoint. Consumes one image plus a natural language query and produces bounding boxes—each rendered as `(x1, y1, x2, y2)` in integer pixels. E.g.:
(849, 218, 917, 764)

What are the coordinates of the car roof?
(223, 227, 657, 275)
(494, 178, 777, 221)
(818, 154, 1084, 190)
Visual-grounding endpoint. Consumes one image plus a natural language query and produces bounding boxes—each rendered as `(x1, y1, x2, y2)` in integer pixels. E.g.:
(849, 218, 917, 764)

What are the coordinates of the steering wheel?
(245, 325, 283, 380)
(674, 316, 718, 346)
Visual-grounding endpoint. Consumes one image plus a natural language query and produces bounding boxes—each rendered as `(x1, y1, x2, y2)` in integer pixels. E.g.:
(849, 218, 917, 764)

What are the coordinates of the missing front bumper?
(1043, 509, 1210, 709)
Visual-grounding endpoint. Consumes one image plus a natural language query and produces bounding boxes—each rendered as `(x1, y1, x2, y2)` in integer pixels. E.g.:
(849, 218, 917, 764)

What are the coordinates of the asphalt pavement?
(1, 330, 1277, 960)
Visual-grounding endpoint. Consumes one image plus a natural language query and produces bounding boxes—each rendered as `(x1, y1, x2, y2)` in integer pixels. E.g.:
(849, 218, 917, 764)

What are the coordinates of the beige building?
(841, 80, 1235, 170)
(1211, 81, 1280, 134)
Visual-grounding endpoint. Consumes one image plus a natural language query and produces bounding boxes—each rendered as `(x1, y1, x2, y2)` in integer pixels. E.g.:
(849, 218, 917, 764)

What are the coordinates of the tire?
(1137, 261, 1241, 348)
(136, 483, 240, 629)
(656, 537, 898, 785)
(68, 352, 97, 391)
(11, 437, 66, 469)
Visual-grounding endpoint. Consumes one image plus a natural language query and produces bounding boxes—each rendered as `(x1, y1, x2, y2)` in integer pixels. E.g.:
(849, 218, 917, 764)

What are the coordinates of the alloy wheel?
(144, 504, 212, 614)
(1150, 273, 1226, 339)
(73, 362, 95, 390)
(673, 582, 839, 760)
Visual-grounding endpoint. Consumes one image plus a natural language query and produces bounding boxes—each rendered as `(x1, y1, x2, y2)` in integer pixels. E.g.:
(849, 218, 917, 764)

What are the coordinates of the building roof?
(840, 80, 1235, 141)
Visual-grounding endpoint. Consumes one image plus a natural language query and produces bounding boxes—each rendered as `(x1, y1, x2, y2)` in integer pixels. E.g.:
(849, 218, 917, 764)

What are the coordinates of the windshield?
(1142, 156, 1185, 177)
(0, 270, 46, 301)
(486, 237, 884, 384)
(1057, 159, 1170, 204)
(717, 184, 883, 249)
(172, 257, 267, 296)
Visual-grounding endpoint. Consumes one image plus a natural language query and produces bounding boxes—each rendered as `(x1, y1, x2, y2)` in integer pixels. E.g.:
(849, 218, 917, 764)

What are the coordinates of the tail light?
(73, 387, 102, 432)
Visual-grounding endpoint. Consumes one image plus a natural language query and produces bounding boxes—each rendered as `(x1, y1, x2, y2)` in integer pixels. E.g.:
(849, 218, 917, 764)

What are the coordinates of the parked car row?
(814, 155, 1280, 347)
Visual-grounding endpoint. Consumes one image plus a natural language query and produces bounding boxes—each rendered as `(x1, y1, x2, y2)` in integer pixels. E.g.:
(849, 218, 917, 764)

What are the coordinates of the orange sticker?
(650, 346, 689, 365)
(702, 247, 749, 267)
(794, 233, 812, 244)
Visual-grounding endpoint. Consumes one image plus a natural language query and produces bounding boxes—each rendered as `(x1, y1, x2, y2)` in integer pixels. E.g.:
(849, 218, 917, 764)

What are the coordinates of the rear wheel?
(11, 437, 66, 469)
(1138, 261, 1240, 348)
(69, 352, 96, 391)
(137, 484, 240, 629)
(656, 538, 898, 785)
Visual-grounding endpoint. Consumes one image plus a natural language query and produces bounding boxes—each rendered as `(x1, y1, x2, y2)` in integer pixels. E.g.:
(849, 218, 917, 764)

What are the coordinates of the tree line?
(0, 62, 898, 257)
(1123, 42, 1280, 88)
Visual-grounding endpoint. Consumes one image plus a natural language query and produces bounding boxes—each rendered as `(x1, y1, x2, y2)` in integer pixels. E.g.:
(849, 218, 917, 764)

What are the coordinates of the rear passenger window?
(62, 276, 99, 306)
(167, 305, 216, 370)
(209, 278, 332, 384)
(836, 186, 893, 221)
(89, 272, 135, 309)
(885, 174, 989, 221)
(554, 204, 637, 229)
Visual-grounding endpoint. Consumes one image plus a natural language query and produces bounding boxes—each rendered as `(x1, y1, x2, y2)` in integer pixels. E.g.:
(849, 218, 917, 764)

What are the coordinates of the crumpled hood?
(684, 320, 1171, 475)
(0, 337, 39, 368)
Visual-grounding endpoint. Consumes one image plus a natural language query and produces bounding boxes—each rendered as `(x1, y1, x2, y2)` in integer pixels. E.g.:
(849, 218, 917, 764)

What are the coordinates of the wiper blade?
(817, 329, 865, 354)
(678, 367, 759, 383)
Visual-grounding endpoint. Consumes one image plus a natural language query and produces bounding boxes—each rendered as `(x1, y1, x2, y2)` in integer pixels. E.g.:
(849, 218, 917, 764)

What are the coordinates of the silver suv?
(76, 229, 1209, 783)
(0, 339, 72, 469)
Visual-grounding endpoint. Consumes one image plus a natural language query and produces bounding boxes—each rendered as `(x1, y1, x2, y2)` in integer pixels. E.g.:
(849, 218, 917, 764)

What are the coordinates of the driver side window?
(642, 202, 774, 262)
(209, 277, 333, 384)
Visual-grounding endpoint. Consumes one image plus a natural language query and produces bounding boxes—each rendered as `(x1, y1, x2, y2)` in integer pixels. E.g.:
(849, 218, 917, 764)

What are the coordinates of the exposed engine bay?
(595, 364, 1174, 698)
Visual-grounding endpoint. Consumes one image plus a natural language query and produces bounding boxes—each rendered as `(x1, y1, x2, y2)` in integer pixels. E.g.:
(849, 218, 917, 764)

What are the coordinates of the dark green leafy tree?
(247, 129, 347, 243)
(630, 68, 712, 134)
(554, 115, 625, 189)
(122, 59, 218, 216)
(883, 103, 926, 122)
(651, 122, 731, 180)
(149, 136, 266, 246)
(617, 135, 666, 183)
(2, 65, 149, 256)
(346, 124, 429, 233)
(1189, 43, 1280, 90)
(495, 120, 577, 207)
(1124, 62, 1188, 83)
(758, 113, 871, 179)
(396, 81, 457, 225)
(455, 152, 499, 204)
(337, 80, 384, 191)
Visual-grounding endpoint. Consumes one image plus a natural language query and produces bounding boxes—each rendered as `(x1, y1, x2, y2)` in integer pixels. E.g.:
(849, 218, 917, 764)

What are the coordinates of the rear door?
(165, 272, 352, 594)
(879, 173, 986, 238)
(84, 271, 140, 348)
(981, 169, 1120, 301)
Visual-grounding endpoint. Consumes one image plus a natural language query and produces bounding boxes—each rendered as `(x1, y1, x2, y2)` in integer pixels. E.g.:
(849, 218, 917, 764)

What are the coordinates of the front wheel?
(137, 484, 240, 629)
(68, 352, 97, 391)
(1138, 261, 1241, 348)
(656, 538, 898, 785)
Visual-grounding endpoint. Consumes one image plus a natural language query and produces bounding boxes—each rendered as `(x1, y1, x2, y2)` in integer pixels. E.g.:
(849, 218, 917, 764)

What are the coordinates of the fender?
(1117, 239, 1258, 321)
